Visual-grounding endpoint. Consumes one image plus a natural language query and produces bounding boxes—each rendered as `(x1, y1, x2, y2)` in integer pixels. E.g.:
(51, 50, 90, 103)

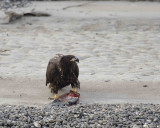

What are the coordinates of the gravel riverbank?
(0, 103, 160, 128)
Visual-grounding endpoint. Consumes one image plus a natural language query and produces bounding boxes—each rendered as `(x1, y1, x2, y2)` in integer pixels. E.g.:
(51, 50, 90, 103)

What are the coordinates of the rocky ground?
(0, 104, 160, 128)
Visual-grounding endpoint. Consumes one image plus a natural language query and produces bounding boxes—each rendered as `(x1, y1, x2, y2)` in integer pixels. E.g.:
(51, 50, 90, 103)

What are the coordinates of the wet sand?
(0, 1, 160, 106)
(0, 78, 160, 106)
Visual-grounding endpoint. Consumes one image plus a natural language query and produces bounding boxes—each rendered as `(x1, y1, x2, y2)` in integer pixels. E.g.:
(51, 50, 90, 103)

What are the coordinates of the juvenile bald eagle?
(46, 54, 80, 100)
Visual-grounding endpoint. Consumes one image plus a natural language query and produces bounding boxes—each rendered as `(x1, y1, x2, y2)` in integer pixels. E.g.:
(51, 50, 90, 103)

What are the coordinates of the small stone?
(27, 116, 31, 123)
(143, 124, 149, 128)
(63, 120, 67, 125)
(6, 120, 13, 126)
(34, 122, 41, 128)
(89, 114, 94, 120)
(153, 117, 158, 122)
(98, 120, 103, 124)
(23, 116, 28, 122)
(78, 112, 83, 118)
(97, 124, 102, 128)
(74, 115, 78, 118)
(132, 124, 140, 128)
(56, 119, 62, 125)
(39, 120, 44, 125)
(148, 124, 157, 128)
(54, 125, 60, 128)
(48, 119, 54, 123)
(24, 124, 30, 128)
(146, 119, 152, 123)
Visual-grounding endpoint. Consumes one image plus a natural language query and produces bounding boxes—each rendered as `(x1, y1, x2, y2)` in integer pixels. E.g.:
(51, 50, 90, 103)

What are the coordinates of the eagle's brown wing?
(46, 54, 63, 86)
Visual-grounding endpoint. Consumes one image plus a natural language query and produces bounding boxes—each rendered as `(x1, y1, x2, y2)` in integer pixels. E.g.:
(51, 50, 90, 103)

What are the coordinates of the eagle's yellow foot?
(48, 94, 58, 100)
(72, 88, 77, 93)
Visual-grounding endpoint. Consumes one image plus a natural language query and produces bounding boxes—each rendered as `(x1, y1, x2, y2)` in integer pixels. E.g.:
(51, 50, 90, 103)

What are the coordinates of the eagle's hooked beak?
(70, 57, 79, 63)
(75, 57, 79, 63)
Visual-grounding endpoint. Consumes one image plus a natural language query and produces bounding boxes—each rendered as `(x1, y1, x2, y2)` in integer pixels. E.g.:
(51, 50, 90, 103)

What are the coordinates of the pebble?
(97, 124, 102, 127)
(33, 122, 41, 128)
(0, 104, 159, 127)
(153, 117, 158, 122)
(143, 124, 149, 128)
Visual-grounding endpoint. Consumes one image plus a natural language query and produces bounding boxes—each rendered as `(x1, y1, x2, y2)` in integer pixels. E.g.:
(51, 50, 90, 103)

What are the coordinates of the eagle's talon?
(48, 97, 55, 100)
(48, 94, 58, 100)
(72, 88, 77, 93)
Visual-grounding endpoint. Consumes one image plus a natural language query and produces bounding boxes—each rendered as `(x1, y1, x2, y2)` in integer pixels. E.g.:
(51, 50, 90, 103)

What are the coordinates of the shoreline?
(0, 77, 160, 106)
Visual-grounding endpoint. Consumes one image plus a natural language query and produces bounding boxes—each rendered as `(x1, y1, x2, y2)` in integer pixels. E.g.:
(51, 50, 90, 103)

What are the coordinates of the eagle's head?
(62, 55, 79, 63)
(69, 55, 79, 63)
(59, 55, 79, 73)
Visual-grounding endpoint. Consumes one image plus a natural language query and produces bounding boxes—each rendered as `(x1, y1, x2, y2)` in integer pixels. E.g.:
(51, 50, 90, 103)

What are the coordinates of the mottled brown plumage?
(46, 54, 80, 99)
